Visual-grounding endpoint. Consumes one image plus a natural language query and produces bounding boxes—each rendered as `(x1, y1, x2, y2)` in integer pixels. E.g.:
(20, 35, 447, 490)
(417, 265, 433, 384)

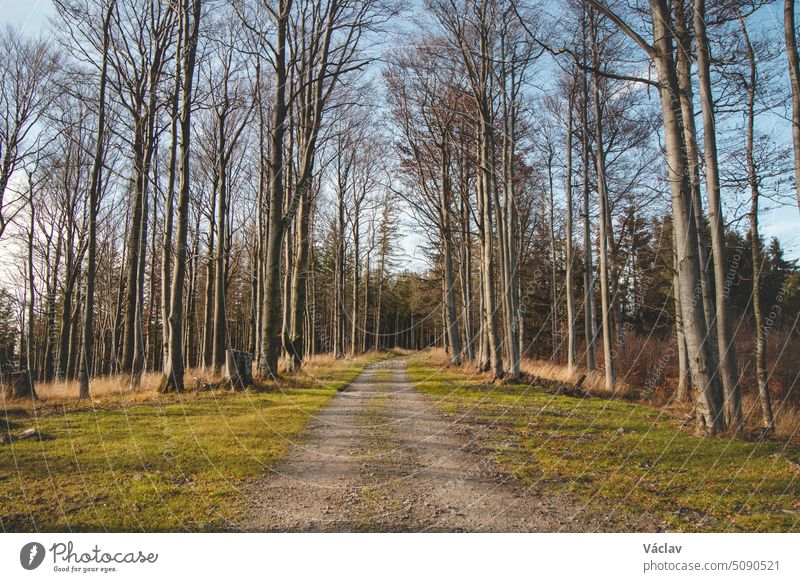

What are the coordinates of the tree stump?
(225, 350, 253, 389)
(1, 371, 37, 400)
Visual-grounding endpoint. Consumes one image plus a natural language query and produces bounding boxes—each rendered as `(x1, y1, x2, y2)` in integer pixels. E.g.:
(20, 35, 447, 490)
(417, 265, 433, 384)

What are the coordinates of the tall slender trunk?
(285, 175, 311, 371)
(146, 180, 158, 370)
(67, 274, 82, 379)
(128, 50, 164, 388)
(186, 208, 202, 367)
(161, 24, 181, 370)
(334, 162, 347, 358)
(258, 0, 292, 378)
(478, 112, 503, 378)
(673, 227, 691, 402)
(440, 149, 462, 364)
(590, 19, 616, 392)
(740, 14, 774, 431)
(121, 124, 146, 374)
(546, 151, 558, 359)
(161, 0, 201, 393)
(785, 0, 800, 212)
(694, 0, 742, 427)
(23, 183, 37, 399)
(565, 87, 577, 374)
(281, 211, 292, 360)
(459, 194, 474, 361)
(362, 244, 370, 352)
(131, 151, 150, 388)
(580, 28, 597, 373)
(57, 260, 74, 380)
(212, 132, 228, 373)
(674, 0, 719, 381)
(498, 80, 520, 378)
(43, 238, 60, 382)
(650, 0, 724, 433)
(374, 226, 385, 351)
(350, 195, 361, 357)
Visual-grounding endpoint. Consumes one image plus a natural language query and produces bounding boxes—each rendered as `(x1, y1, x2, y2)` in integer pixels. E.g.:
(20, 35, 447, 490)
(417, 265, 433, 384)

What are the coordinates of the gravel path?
(239, 358, 658, 532)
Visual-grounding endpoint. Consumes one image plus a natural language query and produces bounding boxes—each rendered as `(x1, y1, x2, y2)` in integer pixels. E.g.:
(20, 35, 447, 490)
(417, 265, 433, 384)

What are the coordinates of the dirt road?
(239, 358, 655, 532)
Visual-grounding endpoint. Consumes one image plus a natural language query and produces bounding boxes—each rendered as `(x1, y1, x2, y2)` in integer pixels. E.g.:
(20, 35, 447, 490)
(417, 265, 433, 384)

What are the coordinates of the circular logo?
(20, 542, 46, 570)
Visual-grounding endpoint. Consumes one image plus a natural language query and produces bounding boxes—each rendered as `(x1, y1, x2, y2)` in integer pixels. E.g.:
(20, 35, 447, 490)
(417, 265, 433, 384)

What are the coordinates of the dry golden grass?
(14, 351, 390, 409)
(523, 359, 800, 441)
(740, 392, 800, 440)
(519, 357, 635, 394)
(19, 368, 224, 404)
(444, 348, 626, 394)
(431, 348, 800, 442)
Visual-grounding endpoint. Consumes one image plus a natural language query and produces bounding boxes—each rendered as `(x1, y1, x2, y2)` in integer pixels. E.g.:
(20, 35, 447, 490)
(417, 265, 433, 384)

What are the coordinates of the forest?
(0, 0, 799, 445)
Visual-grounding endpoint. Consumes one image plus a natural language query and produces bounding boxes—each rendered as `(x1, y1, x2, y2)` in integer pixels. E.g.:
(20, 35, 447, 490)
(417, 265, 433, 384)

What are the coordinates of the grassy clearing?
(407, 350, 800, 532)
(0, 352, 389, 532)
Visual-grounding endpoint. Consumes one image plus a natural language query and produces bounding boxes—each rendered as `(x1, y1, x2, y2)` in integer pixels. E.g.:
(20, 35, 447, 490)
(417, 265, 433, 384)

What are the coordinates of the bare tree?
(161, 0, 202, 393)
(109, 0, 176, 388)
(694, 0, 743, 427)
(738, 11, 774, 431)
(386, 42, 464, 364)
(564, 79, 577, 374)
(430, 0, 505, 378)
(587, 0, 725, 433)
(0, 28, 57, 242)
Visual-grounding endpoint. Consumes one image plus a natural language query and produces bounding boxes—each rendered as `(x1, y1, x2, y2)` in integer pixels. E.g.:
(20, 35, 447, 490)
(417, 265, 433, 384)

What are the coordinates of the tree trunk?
(499, 82, 520, 378)
(649, 0, 724, 433)
(285, 176, 311, 371)
(161, 0, 201, 393)
(478, 114, 503, 378)
(257, 0, 291, 378)
(741, 14, 774, 431)
(674, 0, 720, 385)
(694, 0, 743, 427)
(547, 150, 558, 358)
(161, 22, 181, 371)
(785, 0, 800, 212)
(131, 145, 151, 389)
(440, 150, 462, 365)
(121, 120, 147, 376)
(590, 20, 616, 392)
(333, 160, 347, 358)
(673, 230, 691, 403)
(24, 184, 37, 399)
(350, 195, 361, 357)
(580, 37, 597, 373)
(212, 135, 228, 374)
(565, 87, 577, 374)
(459, 190, 474, 361)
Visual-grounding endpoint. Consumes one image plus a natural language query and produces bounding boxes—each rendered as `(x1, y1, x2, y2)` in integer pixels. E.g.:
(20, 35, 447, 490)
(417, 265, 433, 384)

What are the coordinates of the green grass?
(0, 353, 388, 532)
(407, 352, 800, 532)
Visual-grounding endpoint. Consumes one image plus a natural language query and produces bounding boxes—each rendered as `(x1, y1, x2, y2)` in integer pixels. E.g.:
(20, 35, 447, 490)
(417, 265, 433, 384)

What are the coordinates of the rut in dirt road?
(239, 358, 654, 532)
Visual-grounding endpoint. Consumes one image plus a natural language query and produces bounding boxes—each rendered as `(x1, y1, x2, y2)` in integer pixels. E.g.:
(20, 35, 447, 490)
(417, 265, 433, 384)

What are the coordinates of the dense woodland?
(0, 0, 799, 437)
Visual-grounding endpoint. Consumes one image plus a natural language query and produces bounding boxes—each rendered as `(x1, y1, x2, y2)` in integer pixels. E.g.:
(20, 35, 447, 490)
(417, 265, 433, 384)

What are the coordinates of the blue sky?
(1, 0, 52, 32)
(2, 0, 798, 263)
